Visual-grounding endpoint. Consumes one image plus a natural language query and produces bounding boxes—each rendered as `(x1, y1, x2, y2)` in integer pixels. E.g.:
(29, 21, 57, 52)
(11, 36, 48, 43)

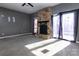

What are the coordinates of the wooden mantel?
(38, 21, 49, 23)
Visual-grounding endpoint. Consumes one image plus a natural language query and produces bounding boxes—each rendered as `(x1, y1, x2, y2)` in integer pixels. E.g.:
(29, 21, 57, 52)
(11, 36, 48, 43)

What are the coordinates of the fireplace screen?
(40, 22, 47, 34)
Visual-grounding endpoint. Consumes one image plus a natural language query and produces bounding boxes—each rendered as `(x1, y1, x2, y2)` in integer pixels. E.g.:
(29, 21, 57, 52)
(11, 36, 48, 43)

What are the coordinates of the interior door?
(62, 12, 75, 41)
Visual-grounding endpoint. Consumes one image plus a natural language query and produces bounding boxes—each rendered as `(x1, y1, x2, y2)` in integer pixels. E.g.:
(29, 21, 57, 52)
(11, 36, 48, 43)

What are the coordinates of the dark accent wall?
(0, 7, 32, 37)
(52, 3, 79, 42)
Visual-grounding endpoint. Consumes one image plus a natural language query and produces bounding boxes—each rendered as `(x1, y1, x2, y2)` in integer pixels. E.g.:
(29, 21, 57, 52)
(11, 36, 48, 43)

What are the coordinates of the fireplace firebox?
(38, 21, 49, 35)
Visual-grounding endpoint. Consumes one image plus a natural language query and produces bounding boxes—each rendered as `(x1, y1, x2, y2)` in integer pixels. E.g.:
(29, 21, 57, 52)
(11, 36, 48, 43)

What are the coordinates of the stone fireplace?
(34, 8, 52, 39)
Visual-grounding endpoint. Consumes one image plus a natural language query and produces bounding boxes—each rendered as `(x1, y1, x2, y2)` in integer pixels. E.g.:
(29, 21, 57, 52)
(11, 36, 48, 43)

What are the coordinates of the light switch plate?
(8, 17, 10, 22)
(12, 17, 15, 23)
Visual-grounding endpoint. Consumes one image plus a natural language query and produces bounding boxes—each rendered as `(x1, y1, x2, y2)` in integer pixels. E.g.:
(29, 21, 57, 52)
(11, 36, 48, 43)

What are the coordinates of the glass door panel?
(53, 15, 60, 38)
(62, 12, 75, 41)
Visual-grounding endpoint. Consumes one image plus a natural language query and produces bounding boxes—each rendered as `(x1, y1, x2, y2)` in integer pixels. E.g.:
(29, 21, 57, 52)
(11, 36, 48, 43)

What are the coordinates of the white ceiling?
(0, 3, 60, 14)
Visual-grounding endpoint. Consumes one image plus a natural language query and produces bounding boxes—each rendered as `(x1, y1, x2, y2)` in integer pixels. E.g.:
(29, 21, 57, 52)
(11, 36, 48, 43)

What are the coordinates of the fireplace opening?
(39, 21, 48, 35)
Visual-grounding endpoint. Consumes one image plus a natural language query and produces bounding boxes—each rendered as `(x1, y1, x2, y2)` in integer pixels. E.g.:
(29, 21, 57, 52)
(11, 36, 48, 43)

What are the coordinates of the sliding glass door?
(53, 12, 75, 41)
(62, 12, 75, 41)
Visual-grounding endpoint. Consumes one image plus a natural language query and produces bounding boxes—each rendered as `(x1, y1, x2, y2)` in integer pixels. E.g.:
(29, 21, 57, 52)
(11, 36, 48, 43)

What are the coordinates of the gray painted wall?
(52, 3, 79, 42)
(52, 3, 79, 14)
(29, 14, 33, 33)
(0, 7, 32, 37)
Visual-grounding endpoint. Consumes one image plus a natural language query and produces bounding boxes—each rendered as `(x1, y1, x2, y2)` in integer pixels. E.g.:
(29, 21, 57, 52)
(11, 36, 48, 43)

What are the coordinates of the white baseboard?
(76, 41, 79, 43)
(0, 33, 32, 39)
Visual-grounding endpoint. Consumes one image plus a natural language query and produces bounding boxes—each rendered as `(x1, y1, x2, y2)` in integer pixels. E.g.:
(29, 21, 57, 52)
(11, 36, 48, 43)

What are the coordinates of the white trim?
(0, 33, 32, 39)
(76, 41, 79, 43)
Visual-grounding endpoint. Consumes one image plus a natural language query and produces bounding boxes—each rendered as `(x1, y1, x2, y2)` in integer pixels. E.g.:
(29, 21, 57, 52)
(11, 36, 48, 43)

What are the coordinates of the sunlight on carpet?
(25, 38, 57, 49)
(31, 40, 71, 56)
